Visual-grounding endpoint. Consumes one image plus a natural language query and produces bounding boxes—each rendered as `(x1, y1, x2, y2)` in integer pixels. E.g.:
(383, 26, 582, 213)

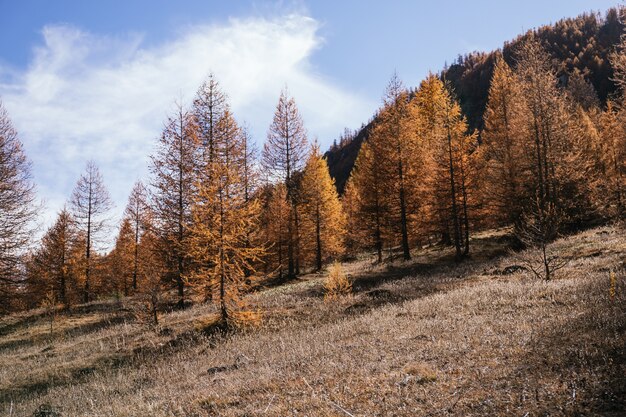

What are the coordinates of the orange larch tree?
(149, 103, 199, 308)
(300, 144, 346, 271)
(347, 141, 392, 263)
(415, 75, 475, 259)
(187, 108, 265, 327)
(262, 89, 308, 279)
(480, 56, 527, 226)
(123, 181, 148, 292)
(110, 218, 135, 296)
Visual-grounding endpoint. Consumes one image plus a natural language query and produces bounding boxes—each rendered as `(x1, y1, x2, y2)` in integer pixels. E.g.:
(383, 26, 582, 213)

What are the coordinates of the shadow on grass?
(0, 314, 132, 353)
(517, 285, 626, 414)
(0, 354, 128, 407)
(0, 312, 48, 338)
(475, 279, 626, 415)
(0, 299, 129, 339)
(0, 316, 233, 407)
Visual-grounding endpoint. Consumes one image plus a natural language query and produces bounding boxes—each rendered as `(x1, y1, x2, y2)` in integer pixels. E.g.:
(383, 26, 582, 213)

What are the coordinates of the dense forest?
(326, 7, 626, 194)
(0, 6, 624, 329)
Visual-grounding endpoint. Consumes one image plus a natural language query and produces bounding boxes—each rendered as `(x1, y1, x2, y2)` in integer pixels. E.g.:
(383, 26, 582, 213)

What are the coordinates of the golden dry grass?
(1, 226, 625, 416)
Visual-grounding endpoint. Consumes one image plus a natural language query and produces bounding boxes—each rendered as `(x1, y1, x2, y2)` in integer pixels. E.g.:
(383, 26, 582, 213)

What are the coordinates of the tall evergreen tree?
(70, 161, 113, 303)
(193, 73, 228, 168)
(262, 89, 308, 279)
(341, 177, 362, 256)
(300, 144, 346, 271)
(349, 74, 421, 262)
(598, 102, 625, 218)
(33, 208, 76, 309)
(261, 184, 290, 279)
(149, 103, 198, 308)
(415, 75, 474, 259)
(609, 23, 626, 93)
(440, 82, 475, 258)
(489, 37, 594, 250)
(481, 56, 526, 225)
(348, 142, 391, 263)
(373, 74, 418, 260)
(240, 125, 259, 278)
(240, 125, 258, 204)
(0, 100, 37, 312)
(135, 217, 166, 326)
(123, 181, 148, 291)
(110, 218, 135, 296)
(188, 109, 264, 326)
(414, 75, 451, 245)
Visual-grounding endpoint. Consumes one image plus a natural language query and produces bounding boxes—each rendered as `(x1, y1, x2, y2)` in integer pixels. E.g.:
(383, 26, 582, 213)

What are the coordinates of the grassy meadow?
(1, 226, 625, 416)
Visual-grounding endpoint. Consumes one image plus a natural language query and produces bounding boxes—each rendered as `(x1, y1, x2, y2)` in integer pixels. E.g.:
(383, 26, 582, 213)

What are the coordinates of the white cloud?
(0, 14, 374, 235)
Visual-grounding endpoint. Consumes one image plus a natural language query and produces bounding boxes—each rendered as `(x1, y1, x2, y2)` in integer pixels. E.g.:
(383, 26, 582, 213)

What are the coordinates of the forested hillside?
(1, 4, 625, 415)
(326, 7, 625, 194)
(1, 5, 624, 318)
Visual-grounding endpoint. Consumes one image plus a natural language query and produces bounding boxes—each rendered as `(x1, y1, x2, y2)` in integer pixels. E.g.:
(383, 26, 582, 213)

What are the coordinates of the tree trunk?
(315, 204, 323, 271)
(287, 212, 295, 280)
(294, 203, 301, 276)
(446, 123, 462, 261)
(459, 155, 470, 257)
(133, 218, 139, 291)
(374, 194, 383, 264)
(613, 146, 624, 217)
(151, 292, 159, 326)
(278, 238, 283, 280)
(542, 242, 550, 281)
(219, 190, 228, 323)
(60, 245, 67, 309)
(398, 179, 411, 260)
(177, 256, 184, 308)
(532, 111, 546, 210)
(84, 206, 91, 304)
(177, 134, 186, 308)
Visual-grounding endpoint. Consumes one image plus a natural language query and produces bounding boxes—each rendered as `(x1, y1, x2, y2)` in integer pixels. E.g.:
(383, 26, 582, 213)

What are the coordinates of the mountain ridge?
(325, 7, 625, 194)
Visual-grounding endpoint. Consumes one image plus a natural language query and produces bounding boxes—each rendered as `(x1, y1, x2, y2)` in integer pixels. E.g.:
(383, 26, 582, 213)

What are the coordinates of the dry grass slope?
(1, 226, 625, 416)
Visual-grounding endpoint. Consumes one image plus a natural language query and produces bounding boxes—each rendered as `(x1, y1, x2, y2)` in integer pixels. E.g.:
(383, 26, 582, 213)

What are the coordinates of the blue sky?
(0, 0, 619, 233)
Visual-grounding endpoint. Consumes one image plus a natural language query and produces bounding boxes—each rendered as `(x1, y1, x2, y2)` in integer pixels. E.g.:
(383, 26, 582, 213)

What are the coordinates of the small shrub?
(324, 262, 351, 301)
(40, 291, 58, 337)
(516, 198, 567, 280)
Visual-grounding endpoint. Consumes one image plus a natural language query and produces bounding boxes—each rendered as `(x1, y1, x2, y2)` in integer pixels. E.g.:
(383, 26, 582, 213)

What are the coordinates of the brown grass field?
(1, 226, 625, 416)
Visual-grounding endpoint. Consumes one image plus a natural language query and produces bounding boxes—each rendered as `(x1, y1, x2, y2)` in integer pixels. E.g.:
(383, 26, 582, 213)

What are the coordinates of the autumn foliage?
(299, 144, 345, 271)
(4, 8, 626, 319)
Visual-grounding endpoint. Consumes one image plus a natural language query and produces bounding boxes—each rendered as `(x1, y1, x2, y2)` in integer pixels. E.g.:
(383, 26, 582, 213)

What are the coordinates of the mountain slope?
(325, 7, 625, 194)
(2, 226, 624, 415)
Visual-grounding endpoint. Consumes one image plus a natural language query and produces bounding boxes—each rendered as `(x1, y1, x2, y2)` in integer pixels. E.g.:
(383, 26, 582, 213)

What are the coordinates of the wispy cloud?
(0, 14, 374, 231)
